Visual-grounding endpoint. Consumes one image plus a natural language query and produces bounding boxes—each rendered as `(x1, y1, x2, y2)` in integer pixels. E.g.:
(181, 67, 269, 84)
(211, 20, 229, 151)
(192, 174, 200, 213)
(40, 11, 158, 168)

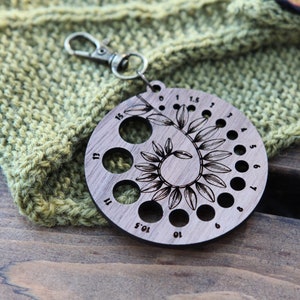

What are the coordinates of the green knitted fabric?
(0, 0, 299, 226)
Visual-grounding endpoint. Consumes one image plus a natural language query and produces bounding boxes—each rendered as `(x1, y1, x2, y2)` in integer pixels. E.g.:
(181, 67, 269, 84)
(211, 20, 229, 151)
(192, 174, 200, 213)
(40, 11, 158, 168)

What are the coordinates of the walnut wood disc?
(85, 81, 268, 246)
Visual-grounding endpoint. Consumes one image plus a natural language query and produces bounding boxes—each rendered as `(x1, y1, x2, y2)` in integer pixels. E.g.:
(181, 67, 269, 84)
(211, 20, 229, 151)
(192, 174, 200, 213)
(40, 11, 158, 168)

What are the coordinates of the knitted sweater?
(0, 0, 299, 226)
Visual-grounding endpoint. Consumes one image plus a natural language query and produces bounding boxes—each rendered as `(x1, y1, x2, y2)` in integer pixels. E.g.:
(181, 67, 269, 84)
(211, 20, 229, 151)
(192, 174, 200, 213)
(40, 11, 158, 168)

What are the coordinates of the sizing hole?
(159, 105, 165, 111)
(216, 119, 226, 128)
(227, 130, 238, 140)
(119, 116, 152, 144)
(217, 193, 234, 208)
(235, 160, 249, 173)
(169, 209, 189, 227)
(230, 177, 246, 191)
(202, 110, 211, 119)
(187, 105, 196, 112)
(138, 201, 163, 223)
(113, 180, 140, 204)
(234, 145, 246, 155)
(197, 205, 215, 221)
(173, 104, 180, 110)
(102, 148, 133, 174)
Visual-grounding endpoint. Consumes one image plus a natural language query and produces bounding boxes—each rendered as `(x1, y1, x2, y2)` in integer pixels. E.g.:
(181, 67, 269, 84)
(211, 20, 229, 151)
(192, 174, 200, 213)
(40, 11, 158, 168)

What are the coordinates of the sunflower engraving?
(125, 102, 232, 211)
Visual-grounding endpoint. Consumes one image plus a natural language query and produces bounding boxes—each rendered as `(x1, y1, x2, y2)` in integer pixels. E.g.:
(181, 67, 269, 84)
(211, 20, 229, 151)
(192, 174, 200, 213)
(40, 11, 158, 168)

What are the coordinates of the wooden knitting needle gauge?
(85, 81, 268, 246)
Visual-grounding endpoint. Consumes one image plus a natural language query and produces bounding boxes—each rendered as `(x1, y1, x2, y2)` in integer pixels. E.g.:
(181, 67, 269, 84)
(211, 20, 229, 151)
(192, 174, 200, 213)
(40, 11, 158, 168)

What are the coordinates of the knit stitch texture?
(0, 0, 299, 226)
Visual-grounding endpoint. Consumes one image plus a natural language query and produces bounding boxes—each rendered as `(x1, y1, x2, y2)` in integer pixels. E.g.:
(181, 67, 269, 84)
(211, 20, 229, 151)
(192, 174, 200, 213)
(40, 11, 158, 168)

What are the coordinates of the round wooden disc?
(85, 81, 268, 246)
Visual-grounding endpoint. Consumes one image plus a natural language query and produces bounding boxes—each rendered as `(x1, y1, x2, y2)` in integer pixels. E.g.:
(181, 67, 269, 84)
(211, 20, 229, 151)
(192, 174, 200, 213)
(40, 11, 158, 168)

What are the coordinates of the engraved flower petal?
(203, 174, 226, 188)
(176, 104, 189, 129)
(187, 117, 208, 134)
(147, 114, 174, 126)
(195, 182, 215, 202)
(141, 181, 163, 193)
(141, 151, 161, 163)
(124, 104, 153, 115)
(173, 150, 193, 159)
(152, 186, 171, 201)
(164, 138, 173, 155)
(199, 139, 226, 151)
(136, 173, 159, 182)
(194, 126, 219, 143)
(204, 150, 232, 161)
(168, 188, 182, 209)
(184, 186, 197, 210)
(135, 163, 158, 172)
(204, 162, 231, 173)
(152, 141, 165, 157)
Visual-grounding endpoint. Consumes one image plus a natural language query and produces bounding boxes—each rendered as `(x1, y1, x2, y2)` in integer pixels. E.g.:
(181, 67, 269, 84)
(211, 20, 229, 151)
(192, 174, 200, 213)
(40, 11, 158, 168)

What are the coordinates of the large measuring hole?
(102, 148, 133, 174)
(113, 180, 140, 204)
(217, 193, 234, 208)
(119, 116, 152, 144)
(197, 204, 215, 221)
(138, 201, 163, 223)
(169, 209, 189, 227)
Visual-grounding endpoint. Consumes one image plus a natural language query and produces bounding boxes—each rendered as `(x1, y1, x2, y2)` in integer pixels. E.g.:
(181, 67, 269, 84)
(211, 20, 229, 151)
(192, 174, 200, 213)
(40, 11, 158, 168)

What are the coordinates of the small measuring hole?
(197, 205, 215, 221)
(102, 148, 133, 174)
(216, 119, 226, 128)
(235, 160, 249, 173)
(113, 180, 140, 204)
(234, 145, 246, 155)
(187, 105, 196, 112)
(159, 105, 165, 111)
(202, 110, 211, 119)
(119, 116, 152, 144)
(138, 201, 163, 223)
(217, 193, 234, 208)
(230, 177, 246, 191)
(169, 209, 189, 227)
(227, 130, 238, 140)
(173, 104, 180, 110)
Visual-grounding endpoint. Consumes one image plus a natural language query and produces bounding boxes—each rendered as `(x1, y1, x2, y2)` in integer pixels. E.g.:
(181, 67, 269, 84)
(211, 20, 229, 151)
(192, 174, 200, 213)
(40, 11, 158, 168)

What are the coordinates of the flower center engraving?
(159, 153, 202, 188)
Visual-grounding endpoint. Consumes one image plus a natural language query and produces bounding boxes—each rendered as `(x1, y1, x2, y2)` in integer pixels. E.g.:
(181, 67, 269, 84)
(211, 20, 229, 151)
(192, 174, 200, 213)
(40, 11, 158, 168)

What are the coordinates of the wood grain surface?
(0, 145, 299, 299)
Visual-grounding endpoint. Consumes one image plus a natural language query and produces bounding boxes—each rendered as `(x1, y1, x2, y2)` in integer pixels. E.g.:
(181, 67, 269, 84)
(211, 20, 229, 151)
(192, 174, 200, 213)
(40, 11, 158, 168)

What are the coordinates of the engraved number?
(104, 198, 112, 205)
(241, 128, 247, 132)
(254, 164, 261, 169)
(227, 112, 233, 118)
(173, 231, 182, 238)
(92, 153, 100, 160)
(250, 186, 257, 191)
(190, 96, 199, 103)
(210, 102, 215, 108)
(250, 145, 257, 149)
(115, 113, 124, 120)
(134, 223, 150, 233)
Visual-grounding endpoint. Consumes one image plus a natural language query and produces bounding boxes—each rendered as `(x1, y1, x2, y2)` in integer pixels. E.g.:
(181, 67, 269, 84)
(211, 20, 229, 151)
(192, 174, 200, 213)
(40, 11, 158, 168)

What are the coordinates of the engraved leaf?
(152, 186, 171, 201)
(203, 174, 226, 188)
(199, 139, 226, 150)
(195, 182, 215, 202)
(152, 141, 165, 157)
(147, 114, 174, 126)
(184, 186, 197, 210)
(194, 126, 219, 143)
(204, 150, 232, 161)
(168, 188, 182, 209)
(176, 104, 189, 129)
(135, 163, 158, 172)
(187, 117, 208, 134)
(173, 150, 193, 159)
(204, 162, 231, 173)
(136, 173, 159, 182)
(164, 138, 173, 155)
(124, 104, 152, 115)
(141, 151, 161, 163)
(141, 181, 163, 193)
